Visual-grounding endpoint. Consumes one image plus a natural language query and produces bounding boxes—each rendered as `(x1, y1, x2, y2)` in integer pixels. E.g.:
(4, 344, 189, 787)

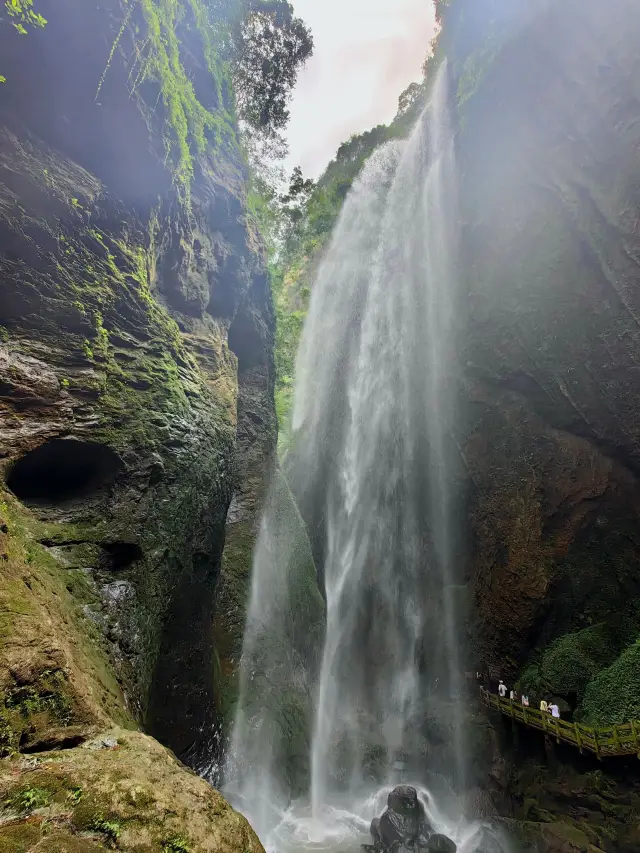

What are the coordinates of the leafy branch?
(1, 0, 47, 82)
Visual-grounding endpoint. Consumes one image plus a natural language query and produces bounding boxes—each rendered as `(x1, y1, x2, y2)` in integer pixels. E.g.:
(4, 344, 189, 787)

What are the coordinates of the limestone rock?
(0, 728, 264, 853)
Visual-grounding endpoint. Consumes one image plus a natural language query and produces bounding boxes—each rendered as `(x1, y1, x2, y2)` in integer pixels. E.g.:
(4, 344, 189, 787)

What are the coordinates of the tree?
(278, 166, 315, 246)
(396, 82, 424, 117)
(218, 0, 313, 138)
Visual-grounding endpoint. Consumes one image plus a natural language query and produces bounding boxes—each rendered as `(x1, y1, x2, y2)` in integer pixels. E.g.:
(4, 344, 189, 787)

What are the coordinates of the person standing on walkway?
(540, 698, 548, 713)
(510, 689, 516, 701)
(498, 680, 507, 698)
(522, 694, 529, 706)
(550, 703, 560, 719)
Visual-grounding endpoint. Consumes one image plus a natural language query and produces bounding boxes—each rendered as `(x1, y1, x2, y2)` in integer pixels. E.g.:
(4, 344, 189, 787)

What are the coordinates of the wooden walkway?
(480, 691, 640, 759)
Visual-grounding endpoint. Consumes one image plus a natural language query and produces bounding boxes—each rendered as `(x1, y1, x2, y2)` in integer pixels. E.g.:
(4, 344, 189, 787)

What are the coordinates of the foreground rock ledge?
(0, 728, 264, 853)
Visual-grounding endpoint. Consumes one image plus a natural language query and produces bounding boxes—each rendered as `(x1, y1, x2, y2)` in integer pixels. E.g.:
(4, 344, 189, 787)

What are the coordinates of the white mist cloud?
(285, 0, 437, 178)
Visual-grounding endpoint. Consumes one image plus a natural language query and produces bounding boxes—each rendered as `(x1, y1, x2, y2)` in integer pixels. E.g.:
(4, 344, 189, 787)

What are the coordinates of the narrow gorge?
(1, 1, 640, 852)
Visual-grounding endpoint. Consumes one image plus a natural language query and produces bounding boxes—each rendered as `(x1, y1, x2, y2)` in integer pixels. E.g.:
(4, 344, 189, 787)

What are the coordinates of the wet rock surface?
(366, 787, 456, 853)
(451, 0, 640, 718)
(0, 0, 274, 772)
(0, 0, 274, 847)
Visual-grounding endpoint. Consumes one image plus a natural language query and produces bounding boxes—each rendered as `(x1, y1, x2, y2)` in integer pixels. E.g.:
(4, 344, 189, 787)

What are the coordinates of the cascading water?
(225, 64, 506, 853)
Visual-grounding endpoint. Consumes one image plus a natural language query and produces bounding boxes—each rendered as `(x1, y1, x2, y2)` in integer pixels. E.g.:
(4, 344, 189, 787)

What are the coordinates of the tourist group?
(496, 680, 561, 718)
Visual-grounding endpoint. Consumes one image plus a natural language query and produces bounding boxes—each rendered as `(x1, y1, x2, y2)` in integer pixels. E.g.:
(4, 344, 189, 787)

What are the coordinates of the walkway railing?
(480, 691, 640, 759)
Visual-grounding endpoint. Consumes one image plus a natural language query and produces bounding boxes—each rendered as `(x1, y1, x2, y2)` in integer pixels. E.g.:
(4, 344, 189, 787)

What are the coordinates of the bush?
(539, 624, 616, 701)
(582, 639, 640, 726)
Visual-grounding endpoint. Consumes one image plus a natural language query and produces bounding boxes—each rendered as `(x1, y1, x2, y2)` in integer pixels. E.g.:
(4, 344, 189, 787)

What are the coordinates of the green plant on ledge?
(1, 0, 47, 82)
(162, 836, 191, 852)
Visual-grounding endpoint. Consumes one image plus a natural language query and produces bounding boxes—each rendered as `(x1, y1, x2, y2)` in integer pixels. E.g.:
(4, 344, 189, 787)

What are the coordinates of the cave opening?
(6, 439, 122, 506)
(228, 306, 265, 372)
(100, 541, 143, 572)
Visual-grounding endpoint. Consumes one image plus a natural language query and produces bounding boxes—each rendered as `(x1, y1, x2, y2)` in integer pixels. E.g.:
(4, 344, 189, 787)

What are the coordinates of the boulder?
(369, 786, 433, 853)
(427, 835, 457, 853)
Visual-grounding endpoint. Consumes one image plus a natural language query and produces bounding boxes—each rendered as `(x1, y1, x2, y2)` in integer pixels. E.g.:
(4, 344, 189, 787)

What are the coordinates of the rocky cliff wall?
(443, 0, 640, 848)
(447, 0, 640, 715)
(0, 0, 274, 842)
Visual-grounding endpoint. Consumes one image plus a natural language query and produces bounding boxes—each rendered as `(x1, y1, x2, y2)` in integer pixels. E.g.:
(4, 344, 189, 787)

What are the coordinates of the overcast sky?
(284, 0, 437, 178)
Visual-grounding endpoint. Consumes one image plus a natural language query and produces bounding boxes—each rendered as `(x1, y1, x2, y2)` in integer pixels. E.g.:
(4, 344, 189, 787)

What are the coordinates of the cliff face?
(448, 0, 640, 704)
(445, 0, 640, 847)
(0, 0, 273, 839)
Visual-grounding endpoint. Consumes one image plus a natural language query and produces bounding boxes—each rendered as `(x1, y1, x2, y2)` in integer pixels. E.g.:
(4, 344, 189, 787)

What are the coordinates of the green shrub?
(539, 624, 616, 700)
(582, 639, 640, 725)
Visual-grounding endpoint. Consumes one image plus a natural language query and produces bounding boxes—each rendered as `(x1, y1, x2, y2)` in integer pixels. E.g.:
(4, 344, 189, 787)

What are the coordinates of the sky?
(284, 0, 437, 178)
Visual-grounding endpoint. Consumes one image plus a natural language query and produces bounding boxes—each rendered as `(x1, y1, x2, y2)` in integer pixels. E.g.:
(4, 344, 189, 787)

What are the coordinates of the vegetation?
(217, 0, 313, 137)
(1, 0, 47, 82)
(162, 837, 192, 853)
(265, 35, 441, 443)
(3, 0, 46, 34)
(134, 0, 234, 196)
(4, 0, 312, 195)
(519, 624, 621, 704)
(582, 640, 640, 726)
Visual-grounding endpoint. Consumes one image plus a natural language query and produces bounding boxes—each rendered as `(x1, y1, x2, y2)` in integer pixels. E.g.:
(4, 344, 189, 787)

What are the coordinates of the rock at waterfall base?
(427, 835, 457, 853)
(368, 786, 457, 853)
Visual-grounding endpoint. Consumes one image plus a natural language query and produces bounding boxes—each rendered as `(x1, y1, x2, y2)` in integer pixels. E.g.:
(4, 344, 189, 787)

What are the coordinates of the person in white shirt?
(521, 695, 529, 706)
(498, 680, 507, 698)
(510, 689, 516, 701)
(550, 704, 560, 718)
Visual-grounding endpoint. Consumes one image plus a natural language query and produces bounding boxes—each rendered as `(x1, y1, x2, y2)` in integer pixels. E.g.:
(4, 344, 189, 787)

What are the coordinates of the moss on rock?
(0, 729, 264, 853)
(0, 488, 128, 757)
(231, 469, 324, 795)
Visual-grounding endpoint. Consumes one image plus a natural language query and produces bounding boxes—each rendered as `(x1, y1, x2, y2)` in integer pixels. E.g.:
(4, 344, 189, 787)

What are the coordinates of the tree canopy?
(208, 0, 313, 139)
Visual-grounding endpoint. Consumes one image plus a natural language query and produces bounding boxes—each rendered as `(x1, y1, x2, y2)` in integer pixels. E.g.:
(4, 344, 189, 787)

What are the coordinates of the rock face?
(445, 0, 640, 705)
(0, 0, 273, 842)
(477, 710, 640, 853)
(438, 0, 640, 848)
(0, 728, 264, 853)
(212, 331, 277, 733)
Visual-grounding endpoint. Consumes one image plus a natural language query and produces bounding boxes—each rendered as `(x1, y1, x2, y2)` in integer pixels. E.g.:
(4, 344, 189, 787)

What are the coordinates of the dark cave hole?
(228, 307, 265, 372)
(6, 439, 121, 506)
(100, 541, 143, 572)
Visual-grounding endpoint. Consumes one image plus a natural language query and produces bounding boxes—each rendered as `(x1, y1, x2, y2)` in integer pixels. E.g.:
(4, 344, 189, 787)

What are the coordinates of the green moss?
(0, 823, 42, 853)
(0, 488, 130, 751)
(213, 522, 255, 727)
(232, 470, 324, 795)
(582, 639, 640, 725)
(72, 799, 118, 833)
(4, 786, 51, 813)
(26, 834, 107, 853)
(134, 0, 236, 199)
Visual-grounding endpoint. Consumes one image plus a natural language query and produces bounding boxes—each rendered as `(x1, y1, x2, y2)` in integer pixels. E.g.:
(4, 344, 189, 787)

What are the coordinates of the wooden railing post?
(632, 720, 640, 758)
(479, 690, 640, 760)
(613, 724, 622, 754)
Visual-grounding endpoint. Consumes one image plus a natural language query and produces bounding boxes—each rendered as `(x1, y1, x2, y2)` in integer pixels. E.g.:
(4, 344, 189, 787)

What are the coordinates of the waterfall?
(294, 62, 465, 812)
(225, 64, 494, 852)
